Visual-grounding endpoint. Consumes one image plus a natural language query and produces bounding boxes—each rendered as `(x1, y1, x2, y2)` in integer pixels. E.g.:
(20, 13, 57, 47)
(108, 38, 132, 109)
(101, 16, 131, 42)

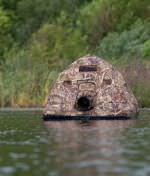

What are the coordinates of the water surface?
(0, 110, 149, 176)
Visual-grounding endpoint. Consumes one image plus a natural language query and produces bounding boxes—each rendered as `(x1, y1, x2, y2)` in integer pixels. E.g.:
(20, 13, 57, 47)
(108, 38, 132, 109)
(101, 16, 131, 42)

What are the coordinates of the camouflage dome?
(44, 56, 138, 119)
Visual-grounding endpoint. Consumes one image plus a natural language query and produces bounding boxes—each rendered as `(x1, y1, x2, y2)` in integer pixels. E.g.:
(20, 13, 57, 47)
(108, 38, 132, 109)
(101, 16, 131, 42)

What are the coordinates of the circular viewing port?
(76, 96, 93, 111)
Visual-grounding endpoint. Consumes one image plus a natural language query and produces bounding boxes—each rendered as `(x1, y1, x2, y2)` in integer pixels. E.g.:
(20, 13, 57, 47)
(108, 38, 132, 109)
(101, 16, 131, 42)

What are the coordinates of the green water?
(0, 110, 149, 176)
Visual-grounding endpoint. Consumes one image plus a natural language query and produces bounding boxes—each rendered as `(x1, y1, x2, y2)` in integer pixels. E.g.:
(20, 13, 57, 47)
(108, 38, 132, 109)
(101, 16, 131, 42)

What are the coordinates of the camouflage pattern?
(44, 56, 138, 117)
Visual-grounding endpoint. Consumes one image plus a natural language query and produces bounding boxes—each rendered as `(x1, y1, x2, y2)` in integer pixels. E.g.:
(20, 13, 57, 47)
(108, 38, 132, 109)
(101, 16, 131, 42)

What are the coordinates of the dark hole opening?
(77, 96, 91, 111)
(79, 65, 97, 72)
(103, 79, 112, 85)
(63, 80, 72, 85)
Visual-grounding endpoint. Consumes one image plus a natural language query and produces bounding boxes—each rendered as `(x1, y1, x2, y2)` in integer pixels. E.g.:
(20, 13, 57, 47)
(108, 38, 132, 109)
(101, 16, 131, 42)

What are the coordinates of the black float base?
(43, 114, 131, 121)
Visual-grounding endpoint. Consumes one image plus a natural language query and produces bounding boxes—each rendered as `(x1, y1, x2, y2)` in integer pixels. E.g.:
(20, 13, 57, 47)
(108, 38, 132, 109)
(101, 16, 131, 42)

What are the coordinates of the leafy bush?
(143, 40, 150, 57)
(78, 0, 115, 48)
(78, 0, 150, 49)
(11, 0, 90, 43)
(95, 20, 150, 60)
(132, 83, 150, 108)
(0, 7, 13, 61)
(29, 14, 88, 66)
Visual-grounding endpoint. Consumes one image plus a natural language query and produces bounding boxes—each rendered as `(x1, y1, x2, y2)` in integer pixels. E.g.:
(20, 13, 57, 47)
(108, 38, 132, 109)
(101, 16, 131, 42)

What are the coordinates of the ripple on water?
(0, 110, 149, 176)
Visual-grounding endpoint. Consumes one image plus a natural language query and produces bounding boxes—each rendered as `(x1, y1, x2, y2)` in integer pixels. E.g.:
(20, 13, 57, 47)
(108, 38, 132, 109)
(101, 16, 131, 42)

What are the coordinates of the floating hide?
(43, 56, 138, 120)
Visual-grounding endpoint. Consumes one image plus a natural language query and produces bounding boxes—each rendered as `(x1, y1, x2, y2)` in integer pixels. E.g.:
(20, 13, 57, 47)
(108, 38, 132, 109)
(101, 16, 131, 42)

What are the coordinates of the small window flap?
(79, 65, 97, 72)
(63, 80, 72, 85)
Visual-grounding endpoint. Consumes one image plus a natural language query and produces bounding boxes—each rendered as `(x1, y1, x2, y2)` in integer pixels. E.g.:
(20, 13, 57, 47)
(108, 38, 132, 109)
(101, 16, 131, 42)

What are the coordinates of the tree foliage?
(0, 0, 149, 107)
(95, 20, 150, 60)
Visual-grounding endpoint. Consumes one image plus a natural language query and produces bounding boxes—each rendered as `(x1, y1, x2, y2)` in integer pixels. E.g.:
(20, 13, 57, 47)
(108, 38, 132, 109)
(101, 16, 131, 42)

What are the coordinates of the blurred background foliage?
(0, 0, 149, 107)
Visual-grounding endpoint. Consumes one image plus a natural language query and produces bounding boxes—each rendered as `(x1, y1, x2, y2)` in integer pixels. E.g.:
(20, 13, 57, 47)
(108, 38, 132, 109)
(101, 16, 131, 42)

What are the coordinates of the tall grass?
(117, 58, 150, 108)
(0, 49, 61, 107)
(0, 51, 149, 107)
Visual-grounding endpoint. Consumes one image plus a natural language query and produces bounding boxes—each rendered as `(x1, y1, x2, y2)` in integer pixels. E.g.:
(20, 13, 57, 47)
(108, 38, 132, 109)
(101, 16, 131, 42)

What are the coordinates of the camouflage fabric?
(44, 56, 138, 117)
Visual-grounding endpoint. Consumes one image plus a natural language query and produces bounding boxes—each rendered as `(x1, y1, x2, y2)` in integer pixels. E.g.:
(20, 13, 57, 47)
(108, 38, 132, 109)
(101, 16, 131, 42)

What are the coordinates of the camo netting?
(44, 56, 138, 117)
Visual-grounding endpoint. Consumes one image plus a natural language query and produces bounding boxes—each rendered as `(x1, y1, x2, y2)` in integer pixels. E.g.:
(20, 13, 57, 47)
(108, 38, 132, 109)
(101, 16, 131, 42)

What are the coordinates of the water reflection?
(0, 111, 149, 176)
(44, 120, 135, 176)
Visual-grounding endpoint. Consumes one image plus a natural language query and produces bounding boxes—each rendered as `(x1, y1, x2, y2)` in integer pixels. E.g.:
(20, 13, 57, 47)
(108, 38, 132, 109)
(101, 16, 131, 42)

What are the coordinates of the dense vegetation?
(0, 0, 149, 107)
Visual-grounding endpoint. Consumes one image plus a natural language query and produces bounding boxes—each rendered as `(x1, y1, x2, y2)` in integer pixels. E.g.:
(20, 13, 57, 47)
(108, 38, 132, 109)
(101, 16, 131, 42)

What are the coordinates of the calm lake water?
(0, 110, 150, 176)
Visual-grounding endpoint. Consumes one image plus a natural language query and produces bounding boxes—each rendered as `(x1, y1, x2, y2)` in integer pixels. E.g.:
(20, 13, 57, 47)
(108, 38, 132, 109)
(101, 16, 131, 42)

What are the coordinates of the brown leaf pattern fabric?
(44, 56, 138, 117)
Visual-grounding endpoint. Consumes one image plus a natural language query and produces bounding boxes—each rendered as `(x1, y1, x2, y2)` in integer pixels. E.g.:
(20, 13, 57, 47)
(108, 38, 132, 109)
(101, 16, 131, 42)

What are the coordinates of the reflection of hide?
(44, 120, 135, 175)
